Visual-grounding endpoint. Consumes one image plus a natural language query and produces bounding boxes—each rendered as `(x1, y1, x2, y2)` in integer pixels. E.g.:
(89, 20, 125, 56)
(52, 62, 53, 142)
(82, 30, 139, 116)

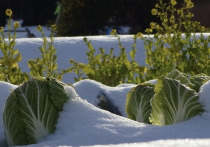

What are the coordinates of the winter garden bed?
(0, 35, 209, 147)
(0, 0, 210, 146)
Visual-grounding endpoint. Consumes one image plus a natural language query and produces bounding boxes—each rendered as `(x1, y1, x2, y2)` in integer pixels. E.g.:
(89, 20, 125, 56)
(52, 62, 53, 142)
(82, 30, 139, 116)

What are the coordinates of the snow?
(0, 30, 210, 147)
(199, 80, 210, 113)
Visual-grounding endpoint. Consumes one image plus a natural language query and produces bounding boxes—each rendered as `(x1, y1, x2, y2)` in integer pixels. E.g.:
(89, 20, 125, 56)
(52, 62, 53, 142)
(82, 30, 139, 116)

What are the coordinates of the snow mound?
(0, 80, 210, 147)
(0, 82, 17, 147)
(73, 79, 136, 116)
(199, 80, 210, 113)
(26, 80, 210, 146)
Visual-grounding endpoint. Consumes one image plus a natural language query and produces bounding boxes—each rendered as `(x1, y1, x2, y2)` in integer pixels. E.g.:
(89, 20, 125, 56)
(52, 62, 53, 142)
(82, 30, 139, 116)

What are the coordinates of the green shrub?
(65, 0, 209, 86)
(139, 0, 210, 79)
(0, 9, 29, 85)
(65, 30, 146, 86)
(0, 9, 64, 84)
(28, 25, 63, 80)
(1, 0, 209, 88)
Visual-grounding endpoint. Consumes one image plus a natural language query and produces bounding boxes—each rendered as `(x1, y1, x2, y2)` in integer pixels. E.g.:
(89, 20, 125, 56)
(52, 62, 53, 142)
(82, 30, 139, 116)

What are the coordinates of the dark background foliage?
(0, 0, 157, 36)
(57, 0, 157, 36)
(0, 0, 209, 36)
(0, 0, 57, 26)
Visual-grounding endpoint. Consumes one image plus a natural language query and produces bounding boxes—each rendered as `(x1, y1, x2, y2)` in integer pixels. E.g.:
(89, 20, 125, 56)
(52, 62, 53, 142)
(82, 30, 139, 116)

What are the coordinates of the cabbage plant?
(126, 84, 154, 123)
(125, 69, 204, 126)
(3, 77, 70, 146)
(149, 77, 203, 126)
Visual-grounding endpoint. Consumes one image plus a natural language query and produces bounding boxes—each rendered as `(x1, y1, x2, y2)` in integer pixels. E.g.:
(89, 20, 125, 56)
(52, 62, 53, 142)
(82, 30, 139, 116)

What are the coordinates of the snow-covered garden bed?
(0, 36, 210, 147)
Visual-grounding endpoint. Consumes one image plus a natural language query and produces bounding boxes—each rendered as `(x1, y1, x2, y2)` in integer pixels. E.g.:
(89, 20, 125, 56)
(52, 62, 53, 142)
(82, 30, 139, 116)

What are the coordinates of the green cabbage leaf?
(126, 84, 154, 123)
(150, 77, 203, 126)
(166, 69, 192, 86)
(190, 74, 210, 92)
(3, 77, 69, 146)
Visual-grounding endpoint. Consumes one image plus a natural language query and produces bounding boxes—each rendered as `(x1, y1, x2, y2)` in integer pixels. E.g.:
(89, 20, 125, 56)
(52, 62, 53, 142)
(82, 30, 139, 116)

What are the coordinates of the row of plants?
(0, 0, 210, 87)
(67, 0, 210, 86)
(0, 9, 64, 85)
(142, 0, 209, 78)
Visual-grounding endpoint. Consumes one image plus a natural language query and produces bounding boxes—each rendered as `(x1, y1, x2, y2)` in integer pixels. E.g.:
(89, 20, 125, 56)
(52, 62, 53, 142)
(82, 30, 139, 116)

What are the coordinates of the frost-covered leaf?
(150, 77, 203, 126)
(3, 77, 70, 146)
(190, 74, 210, 92)
(126, 84, 154, 123)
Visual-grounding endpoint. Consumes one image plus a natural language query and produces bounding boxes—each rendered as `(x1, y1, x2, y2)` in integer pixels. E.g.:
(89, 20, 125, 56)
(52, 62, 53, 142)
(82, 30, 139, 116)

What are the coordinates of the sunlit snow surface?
(0, 79, 210, 147)
(0, 32, 210, 147)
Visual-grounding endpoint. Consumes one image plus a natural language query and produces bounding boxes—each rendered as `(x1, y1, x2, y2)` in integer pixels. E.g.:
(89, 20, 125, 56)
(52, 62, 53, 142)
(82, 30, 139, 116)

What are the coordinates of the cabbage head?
(3, 77, 70, 146)
(150, 77, 203, 126)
